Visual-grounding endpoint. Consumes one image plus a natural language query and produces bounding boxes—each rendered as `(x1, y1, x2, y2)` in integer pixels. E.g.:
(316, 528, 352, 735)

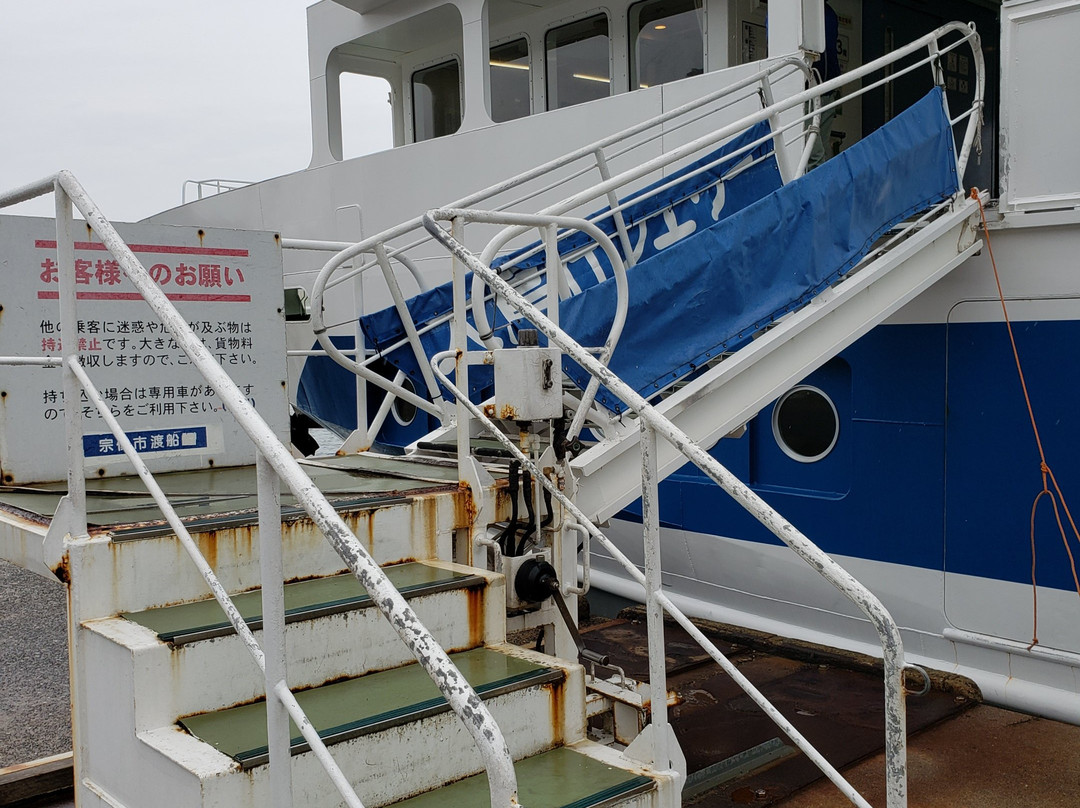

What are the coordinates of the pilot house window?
(629, 0, 704, 90)
(545, 15, 610, 110)
(412, 59, 461, 142)
(490, 38, 531, 123)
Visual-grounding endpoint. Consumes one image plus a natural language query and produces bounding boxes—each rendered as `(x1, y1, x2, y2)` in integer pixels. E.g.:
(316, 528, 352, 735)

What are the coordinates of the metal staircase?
(292, 21, 987, 808)
(0, 174, 679, 807)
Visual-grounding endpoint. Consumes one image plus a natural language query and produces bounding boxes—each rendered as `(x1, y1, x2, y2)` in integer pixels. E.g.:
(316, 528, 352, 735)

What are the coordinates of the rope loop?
(970, 189, 1080, 647)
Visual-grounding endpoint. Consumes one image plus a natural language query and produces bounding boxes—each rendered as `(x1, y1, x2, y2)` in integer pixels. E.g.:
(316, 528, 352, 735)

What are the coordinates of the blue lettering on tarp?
(83, 426, 208, 458)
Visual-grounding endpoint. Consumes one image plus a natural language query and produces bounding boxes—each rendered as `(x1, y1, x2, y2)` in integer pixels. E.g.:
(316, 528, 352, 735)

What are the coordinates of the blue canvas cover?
(347, 121, 781, 408)
(561, 88, 960, 412)
(297, 88, 958, 432)
(494, 121, 782, 294)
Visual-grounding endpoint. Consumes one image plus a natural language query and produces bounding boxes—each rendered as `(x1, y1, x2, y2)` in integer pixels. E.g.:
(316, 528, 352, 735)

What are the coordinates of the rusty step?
(121, 561, 485, 645)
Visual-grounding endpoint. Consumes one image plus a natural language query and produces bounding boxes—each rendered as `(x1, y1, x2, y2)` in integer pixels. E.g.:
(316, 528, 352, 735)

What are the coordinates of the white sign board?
(0, 216, 288, 484)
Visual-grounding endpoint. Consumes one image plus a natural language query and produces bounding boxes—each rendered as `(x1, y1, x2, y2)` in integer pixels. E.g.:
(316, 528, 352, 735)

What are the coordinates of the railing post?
(353, 265, 369, 447)
(54, 182, 88, 537)
(593, 148, 637, 268)
(451, 216, 471, 469)
(639, 422, 672, 777)
(759, 75, 795, 183)
(543, 224, 562, 327)
(257, 452, 293, 807)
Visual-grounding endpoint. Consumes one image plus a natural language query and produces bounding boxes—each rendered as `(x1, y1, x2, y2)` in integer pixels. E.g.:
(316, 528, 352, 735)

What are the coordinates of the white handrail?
(424, 209, 914, 807)
(304, 58, 816, 428)
(181, 178, 253, 204)
(304, 22, 982, 443)
(0, 173, 521, 808)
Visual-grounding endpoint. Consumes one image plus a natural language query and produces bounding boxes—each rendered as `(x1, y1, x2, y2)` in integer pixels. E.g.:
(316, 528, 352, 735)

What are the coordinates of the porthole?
(771, 385, 839, 463)
(392, 376, 418, 426)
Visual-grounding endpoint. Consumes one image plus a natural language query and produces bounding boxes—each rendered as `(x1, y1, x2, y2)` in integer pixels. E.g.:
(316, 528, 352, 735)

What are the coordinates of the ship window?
(283, 287, 310, 322)
(392, 376, 418, 426)
(771, 385, 839, 463)
(629, 0, 704, 90)
(490, 38, 531, 122)
(412, 59, 461, 142)
(545, 15, 610, 111)
(339, 73, 394, 159)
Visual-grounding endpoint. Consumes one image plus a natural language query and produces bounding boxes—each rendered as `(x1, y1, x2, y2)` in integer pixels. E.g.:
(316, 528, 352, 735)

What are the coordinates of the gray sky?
(1, 1, 390, 222)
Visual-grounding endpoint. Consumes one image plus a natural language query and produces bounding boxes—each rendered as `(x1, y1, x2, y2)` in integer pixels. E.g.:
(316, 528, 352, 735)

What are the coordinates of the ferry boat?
(2, 1, 1079, 806)
(154, 0, 1078, 721)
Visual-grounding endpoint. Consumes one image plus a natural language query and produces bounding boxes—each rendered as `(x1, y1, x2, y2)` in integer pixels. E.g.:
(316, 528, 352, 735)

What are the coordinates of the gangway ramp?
(363, 85, 984, 526)
(571, 192, 983, 524)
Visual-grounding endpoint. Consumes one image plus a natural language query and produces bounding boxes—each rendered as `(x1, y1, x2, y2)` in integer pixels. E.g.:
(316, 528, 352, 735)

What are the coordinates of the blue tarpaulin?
(560, 88, 959, 411)
(345, 121, 781, 408)
(297, 88, 958, 431)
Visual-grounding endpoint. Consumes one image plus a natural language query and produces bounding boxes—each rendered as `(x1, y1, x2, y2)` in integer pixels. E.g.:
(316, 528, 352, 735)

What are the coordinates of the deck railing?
(304, 55, 817, 448)
(0, 172, 521, 808)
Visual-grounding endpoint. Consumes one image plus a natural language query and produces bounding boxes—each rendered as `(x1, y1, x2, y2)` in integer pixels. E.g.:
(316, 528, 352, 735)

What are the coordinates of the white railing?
(181, 178, 253, 204)
(423, 207, 922, 808)
(306, 22, 983, 449)
(305, 56, 817, 448)
(0, 172, 520, 808)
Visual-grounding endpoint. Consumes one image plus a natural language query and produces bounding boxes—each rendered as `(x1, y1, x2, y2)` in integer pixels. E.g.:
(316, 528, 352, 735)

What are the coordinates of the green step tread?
(122, 562, 482, 644)
(180, 646, 563, 768)
(391, 746, 654, 808)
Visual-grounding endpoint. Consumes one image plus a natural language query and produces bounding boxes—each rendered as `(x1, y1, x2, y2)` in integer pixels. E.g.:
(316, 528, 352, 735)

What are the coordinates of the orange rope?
(970, 188, 1080, 649)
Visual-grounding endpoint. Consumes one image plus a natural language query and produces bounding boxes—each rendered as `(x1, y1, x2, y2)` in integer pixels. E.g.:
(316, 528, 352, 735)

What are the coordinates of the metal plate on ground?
(580, 617, 973, 806)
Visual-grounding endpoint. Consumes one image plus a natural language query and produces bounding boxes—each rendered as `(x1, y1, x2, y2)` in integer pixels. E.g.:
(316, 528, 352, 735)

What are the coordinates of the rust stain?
(465, 585, 484, 648)
(418, 494, 439, 560)
(365, 511, 376, 554)
(52, 555, 71, 584)
(456, 483, 478, 527)
(494, 484, 511, 523)
(171, 642, 184, 683)
(198, 529, 221, 570)
(0, 500, 53, 528)
(548, 680, 564, 747)
(499, 403, 518, 420)
(482, 403, 496, 418)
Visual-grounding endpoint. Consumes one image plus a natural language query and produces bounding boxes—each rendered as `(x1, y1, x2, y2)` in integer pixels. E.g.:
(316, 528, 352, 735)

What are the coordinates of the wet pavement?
(580, 616, 973, 806)
(0, 560, 71, 769)
(778, 705, 1080, 807)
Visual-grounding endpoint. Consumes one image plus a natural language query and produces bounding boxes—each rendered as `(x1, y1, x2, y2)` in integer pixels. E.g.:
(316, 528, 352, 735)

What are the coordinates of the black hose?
(516, 469, 537, 556)
(497, 461, 520, 555)
(516, 473, 554, 556)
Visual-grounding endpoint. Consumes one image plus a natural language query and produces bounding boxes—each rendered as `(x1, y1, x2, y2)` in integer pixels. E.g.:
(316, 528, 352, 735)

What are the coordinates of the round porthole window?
(771, 385, 839, 463)
(392, 376, 418, 426)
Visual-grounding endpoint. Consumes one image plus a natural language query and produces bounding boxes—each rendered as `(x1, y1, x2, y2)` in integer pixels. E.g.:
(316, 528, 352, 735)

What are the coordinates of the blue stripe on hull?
(617, 319, 1080, 593)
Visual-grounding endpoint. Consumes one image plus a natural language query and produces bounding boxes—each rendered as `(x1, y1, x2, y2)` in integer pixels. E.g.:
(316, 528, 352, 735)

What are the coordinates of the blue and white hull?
(598, 222, 1080, 721)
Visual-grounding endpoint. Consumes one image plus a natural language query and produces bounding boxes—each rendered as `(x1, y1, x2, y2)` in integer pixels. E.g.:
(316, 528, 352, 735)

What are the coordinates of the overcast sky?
(1, 1, 391, 222)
